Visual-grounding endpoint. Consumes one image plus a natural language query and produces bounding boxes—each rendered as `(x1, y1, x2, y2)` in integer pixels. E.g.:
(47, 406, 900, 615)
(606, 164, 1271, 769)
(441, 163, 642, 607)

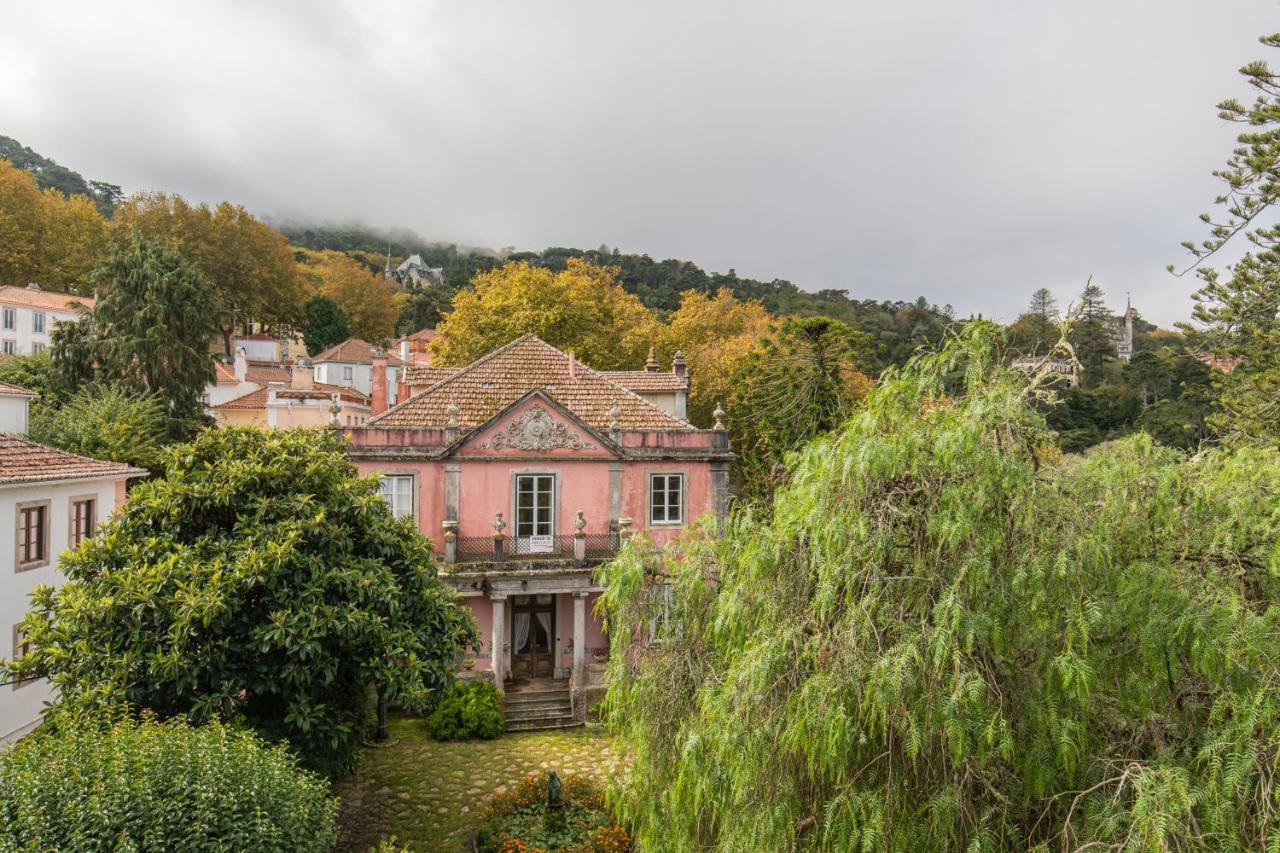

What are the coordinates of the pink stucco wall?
(458, 593, 608, 674)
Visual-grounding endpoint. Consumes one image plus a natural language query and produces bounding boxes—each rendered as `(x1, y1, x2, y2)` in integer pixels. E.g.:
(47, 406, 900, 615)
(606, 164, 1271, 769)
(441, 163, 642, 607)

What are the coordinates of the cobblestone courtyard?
(334, 716, 623, 852)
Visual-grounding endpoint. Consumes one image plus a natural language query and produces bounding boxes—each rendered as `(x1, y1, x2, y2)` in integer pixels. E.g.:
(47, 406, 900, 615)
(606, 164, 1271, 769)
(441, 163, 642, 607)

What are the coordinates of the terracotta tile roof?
(0, 284, 94, 313)
(212, 359, 294, 385)
(403, 328, 438, 342)
(0, 433, 145, 484)
(370, 335, 693, 431)
(311, 338, 404, 366)
(402, 366, 461, 388)
(0, 380, 37, 397)
(211, 382, 368, 410)
(602, 370, 689, 392)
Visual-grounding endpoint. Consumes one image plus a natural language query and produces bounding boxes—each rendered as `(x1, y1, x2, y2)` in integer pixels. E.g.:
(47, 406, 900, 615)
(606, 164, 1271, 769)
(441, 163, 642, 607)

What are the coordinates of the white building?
(0, 380, 144, 743)
(0, 284, 94, 357)
(311, 338, 402, 407)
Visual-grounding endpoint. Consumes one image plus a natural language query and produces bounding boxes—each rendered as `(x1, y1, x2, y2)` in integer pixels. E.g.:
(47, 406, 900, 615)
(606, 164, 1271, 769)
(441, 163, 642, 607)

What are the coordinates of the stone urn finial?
(492, 512, 506, 536)
(574, 510, 586, 532)
(446, 403, 459, 429)
(608, 403, 621, 432)
(329, 393, 342, 427)
(712, 402, 726, 430)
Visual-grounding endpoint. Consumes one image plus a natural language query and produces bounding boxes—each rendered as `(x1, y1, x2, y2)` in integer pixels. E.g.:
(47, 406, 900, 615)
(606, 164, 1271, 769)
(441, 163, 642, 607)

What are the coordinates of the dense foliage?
(7, 427, 477, 775)
(727, 316, 873, 500)
(0, 134, 121, 215)
(301, 293, 351, 357)
(474, 772, 631, 853)
(600, 323, 1280, 851)
(0, 713, 337, 852)
(424, 680, 505, 741)
(297, 249, 399, 344)
(432, 259, 657, 370)
(0, 157, 108, 289)
(29, 383, 169, 472)
(60, 234, 220, 438)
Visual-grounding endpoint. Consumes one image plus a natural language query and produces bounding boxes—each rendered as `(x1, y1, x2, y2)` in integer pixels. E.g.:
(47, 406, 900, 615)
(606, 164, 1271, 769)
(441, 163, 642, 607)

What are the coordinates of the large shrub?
(425, 680, 505, 741)
(0, 714, 336, 852)
(600, 323, 1280, 850)
(473, 772, 630, 853)
(6, 427, 477, 775)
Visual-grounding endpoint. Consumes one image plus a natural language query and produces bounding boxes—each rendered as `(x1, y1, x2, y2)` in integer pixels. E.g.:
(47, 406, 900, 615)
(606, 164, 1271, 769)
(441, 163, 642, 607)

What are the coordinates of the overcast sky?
(2, 2, 1276, 325)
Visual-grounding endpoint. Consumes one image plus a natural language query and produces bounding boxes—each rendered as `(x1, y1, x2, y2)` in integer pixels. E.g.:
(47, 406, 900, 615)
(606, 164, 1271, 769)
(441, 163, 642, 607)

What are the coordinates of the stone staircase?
(503, 680, 581, 733)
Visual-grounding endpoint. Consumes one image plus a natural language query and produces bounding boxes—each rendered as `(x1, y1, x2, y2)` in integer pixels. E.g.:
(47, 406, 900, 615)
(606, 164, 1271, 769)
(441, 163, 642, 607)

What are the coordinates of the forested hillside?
(0, 135, 121, 216)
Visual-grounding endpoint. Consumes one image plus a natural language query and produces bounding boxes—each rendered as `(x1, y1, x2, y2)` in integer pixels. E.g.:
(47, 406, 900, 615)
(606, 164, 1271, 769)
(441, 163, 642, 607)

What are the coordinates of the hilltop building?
(1114, 297, 1135, 363)
(0, 380, 145, 743)
(346, 335, 729, 722)
(0, 284, 93, 357)
(385, 250, 444, 289)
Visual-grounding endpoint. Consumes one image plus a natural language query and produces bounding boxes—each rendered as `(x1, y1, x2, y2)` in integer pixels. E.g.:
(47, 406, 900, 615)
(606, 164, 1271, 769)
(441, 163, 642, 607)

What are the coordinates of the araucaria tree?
(600, 323, 1280, 851)
(60, 234, 220, 437)
(8, 428, 477, 775)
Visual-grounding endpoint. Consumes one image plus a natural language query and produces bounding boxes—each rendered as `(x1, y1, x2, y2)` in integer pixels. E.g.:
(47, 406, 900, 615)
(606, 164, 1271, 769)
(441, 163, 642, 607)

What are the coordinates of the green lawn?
(334, 716, 622, 852)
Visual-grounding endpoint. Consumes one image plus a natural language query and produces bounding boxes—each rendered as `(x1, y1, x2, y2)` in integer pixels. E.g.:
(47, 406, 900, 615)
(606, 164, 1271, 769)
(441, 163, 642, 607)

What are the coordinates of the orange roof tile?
(0, 380, 37, 397)
(370, 335, 692, 431)
(401, 366, 461, 388)
(0, 433, 145, 484)
(311, 338, 404, 365)
(0, 284, 94, 313)
(602, 370, 689, 392)
(403, 328, 438, 342)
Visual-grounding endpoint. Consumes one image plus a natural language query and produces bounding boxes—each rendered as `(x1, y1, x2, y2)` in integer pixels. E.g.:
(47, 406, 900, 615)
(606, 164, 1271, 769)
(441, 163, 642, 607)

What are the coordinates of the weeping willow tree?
(598, 322, 1280, 851)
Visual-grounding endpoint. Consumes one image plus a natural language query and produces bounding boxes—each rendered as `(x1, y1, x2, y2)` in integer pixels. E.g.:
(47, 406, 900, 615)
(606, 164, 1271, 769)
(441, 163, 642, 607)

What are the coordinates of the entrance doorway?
(510, 594, 556, 679)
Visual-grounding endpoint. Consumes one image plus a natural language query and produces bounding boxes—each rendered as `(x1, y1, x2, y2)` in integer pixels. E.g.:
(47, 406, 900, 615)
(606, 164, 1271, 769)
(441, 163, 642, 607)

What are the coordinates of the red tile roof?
(0, 284, 94, 313)
(370, 335, 692, 431)
(0, 433, 146, 485)
(401, 366, 461, 388)
(212, 359, 294, 385)
(0, 380, 37, 397)
(403, 328, 438, 342)
(602, 370, 689, 392)
(211, 382, 368, 410)
(311, 338, 404, 366)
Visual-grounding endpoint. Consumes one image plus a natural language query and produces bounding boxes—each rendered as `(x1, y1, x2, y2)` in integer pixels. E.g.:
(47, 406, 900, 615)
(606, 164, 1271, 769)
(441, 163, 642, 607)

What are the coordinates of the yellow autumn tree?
(432, 259, 658, 370)
(656, 288, 774, 426)
(113, 193, 304, 354)
(0, 159, 108, 290)
(298, 250, 398, 345)
(39, 189, 109, 291)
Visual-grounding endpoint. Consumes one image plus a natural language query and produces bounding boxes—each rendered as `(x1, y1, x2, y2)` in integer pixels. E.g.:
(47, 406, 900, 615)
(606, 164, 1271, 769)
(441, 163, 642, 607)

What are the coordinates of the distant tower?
(1117, 294, 1135, 362)
(384, 244, 393, 281)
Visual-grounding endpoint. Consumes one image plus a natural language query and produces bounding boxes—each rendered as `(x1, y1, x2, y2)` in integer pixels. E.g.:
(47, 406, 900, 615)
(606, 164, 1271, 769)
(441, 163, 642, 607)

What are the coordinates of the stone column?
(490, 594, 507, 692)
(711, 461, 730, 526)
(572, 591, 587, 686)
(444, 463, 460, 524)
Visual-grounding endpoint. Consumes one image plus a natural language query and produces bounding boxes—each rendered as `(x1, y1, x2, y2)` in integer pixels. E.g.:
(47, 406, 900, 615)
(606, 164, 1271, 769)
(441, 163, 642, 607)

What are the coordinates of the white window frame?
(378, 474, 416, 521)
(342, 365, 354, 382)
(1, 340, 13, 355)
(648, 472, 686, 526)
(1, 307, 13, 330)
(32, 311, 45, 334)
(513, 473, 557, 548)
(31, 342, 45, 354)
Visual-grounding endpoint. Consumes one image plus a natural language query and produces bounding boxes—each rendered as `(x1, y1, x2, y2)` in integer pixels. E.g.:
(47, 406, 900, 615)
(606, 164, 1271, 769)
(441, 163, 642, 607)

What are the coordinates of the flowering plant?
(473, 772, 631, 852)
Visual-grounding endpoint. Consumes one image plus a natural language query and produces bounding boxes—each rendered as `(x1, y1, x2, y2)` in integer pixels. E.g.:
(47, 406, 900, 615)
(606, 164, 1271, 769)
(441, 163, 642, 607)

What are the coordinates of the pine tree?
(301, 294, 350, 357)
(1028, 287, 1056, 319)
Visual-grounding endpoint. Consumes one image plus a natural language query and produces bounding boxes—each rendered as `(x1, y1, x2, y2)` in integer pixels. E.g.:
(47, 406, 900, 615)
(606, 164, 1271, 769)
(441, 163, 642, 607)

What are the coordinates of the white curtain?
(513, 613, 531, 654)
(535, 611, 552, 652)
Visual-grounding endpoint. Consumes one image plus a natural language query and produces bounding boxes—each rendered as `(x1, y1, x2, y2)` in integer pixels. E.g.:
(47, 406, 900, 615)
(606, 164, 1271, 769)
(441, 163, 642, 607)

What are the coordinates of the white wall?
(234, 337, 279, 361)
(0, 476, 126, 743)
(0, 395, 30, 434)
(0, 305, 83, 356)
(314, 362, 399, 405)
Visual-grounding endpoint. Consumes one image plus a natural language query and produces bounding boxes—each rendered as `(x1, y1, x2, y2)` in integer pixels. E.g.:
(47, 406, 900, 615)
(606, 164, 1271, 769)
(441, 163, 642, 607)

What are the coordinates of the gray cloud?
(2, 0, 1275, 324)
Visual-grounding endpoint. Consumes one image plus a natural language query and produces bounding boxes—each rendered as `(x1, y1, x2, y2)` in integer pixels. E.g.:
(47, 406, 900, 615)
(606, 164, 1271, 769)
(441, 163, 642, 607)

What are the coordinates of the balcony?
(443, 514, 628, 568)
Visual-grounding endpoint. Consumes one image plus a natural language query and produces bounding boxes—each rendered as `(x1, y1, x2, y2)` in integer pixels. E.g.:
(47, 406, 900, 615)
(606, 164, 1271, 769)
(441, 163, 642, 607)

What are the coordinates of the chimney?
(233, 347, 248, 383)
(645, 346, 659, 373)
(291, 357, 313, 390)
(568, 351, 577, 380)
(399, 339, 410, 363)
(371, 350, 388, 416)
(671, 350, 687, 379)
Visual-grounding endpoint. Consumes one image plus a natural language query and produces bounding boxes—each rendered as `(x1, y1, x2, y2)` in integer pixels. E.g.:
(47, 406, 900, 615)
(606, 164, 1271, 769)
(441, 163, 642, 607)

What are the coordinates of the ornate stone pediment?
(480, 405, 592, 451)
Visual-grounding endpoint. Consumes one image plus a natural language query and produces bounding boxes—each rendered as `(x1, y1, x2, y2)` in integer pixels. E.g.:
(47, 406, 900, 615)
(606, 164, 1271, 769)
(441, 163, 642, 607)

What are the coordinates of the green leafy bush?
(425, 680, 505, 741)
(473, 772, 631, 852)
(5, 427, 477, 776)
(0, 714, 336, 852)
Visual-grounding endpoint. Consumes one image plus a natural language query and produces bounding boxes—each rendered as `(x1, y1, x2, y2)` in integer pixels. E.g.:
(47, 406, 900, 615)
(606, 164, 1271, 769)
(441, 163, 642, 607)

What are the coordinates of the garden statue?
(544, 770, 566, 832)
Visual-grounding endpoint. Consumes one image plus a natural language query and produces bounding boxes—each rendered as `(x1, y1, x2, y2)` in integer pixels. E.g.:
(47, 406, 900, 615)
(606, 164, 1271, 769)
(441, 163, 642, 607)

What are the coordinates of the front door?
(510, 595, 556, 679)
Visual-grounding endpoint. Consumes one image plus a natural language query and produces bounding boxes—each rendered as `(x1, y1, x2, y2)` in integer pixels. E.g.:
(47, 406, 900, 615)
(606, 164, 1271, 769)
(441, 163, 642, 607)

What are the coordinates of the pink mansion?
(347, 335, 729, 718)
